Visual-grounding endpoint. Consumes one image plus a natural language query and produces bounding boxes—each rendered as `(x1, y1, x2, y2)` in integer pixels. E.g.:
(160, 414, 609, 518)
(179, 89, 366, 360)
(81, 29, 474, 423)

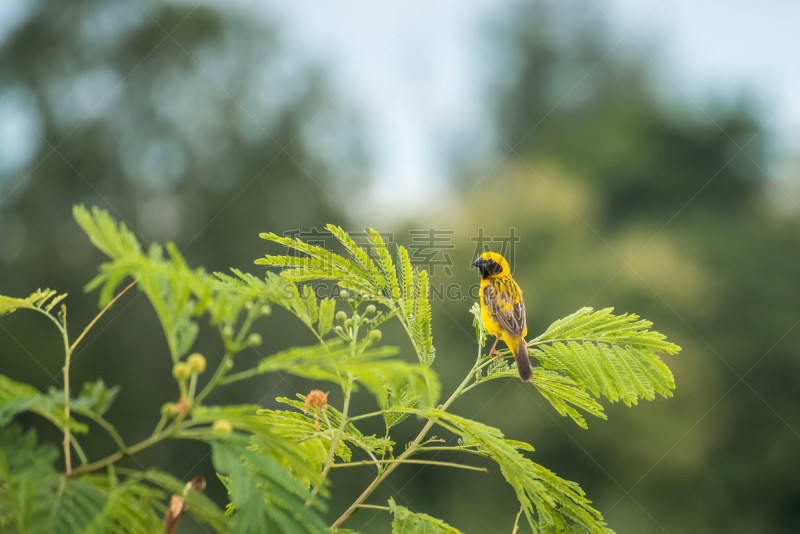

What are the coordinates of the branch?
(67, 429, 167, 477)
(309, 376, 352, 502)
(356, 504, 391, 512)
(78, 411, 129, 454)
(194, 299, 263, 406)
(70, 279, 137, 352)
(512, 506, 523, 534)
(330, 459, 487, 473)
(331, 341, 485, 529)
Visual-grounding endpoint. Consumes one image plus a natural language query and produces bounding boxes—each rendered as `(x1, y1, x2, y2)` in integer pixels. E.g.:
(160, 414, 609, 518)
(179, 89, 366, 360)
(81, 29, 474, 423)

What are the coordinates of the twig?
(70, 279, 137, 352)
(309, 376, 352, 503)
(356, 504, 391, 512)
(60, 305, 72, 475)
(512, 505, 523, 533)
(330, 459, 487, 472)
(331, 342, 486, 529)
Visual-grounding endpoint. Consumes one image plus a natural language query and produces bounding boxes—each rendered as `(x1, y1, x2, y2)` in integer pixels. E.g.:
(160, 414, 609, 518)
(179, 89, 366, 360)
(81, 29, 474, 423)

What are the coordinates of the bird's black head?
(471, 255, 504, 279)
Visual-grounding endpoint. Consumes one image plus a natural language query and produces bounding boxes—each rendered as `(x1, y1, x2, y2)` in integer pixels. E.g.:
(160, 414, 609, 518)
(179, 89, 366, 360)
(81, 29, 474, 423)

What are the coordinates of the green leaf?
(473, 364, 606, 429)
(367, 228, 401, 301)
(303, 285, 319, 324)
(212, 434, 330, 534)
(0, 289, 67, 317)
(258, 227, 437, 369)
(531, 308, 680, 407)
(0, 425, 60, 533)
(531, 369, 606, 429)
(382, 385, 420, 429)
(71, 380, 120, 416)
(193, 405, 327, 493)
(75, 205, 245, 361)
(469, 302, 487, 347)
(424, 410, 613, 534)
(266, 396, 394, 462)
(318, 298, 336, 336)
(0, 374, 88, 433)
(410, 268, 435, 366)
(256, 341, 439, 409)
(389, 497, 465, 534)
(50, 474, 165, 534)
(397, 245, 414, 318)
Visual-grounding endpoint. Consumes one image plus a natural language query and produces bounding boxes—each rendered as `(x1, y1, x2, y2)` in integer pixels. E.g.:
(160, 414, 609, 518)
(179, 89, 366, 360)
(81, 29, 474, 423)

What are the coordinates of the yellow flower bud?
(260, 305, 272, 316)
(368, 329, 382, 342)
(364, 305, 376, 315)
(187, 353, 206, 374)
(339, 290, 349, 300)
(172, 362, 191, 381)
(212, 419, 233, 438)
(247, 333, 262, 347)
(335, 311, 347, 323)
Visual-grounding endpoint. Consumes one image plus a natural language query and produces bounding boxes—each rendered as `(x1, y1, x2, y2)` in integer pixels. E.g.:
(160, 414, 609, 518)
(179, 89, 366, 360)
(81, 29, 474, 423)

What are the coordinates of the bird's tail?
(510, 337, 533, 382)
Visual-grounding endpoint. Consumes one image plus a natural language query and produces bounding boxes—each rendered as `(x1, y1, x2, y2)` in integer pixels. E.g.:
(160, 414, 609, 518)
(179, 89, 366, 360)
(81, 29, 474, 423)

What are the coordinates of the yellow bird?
(472, 252, 532, 381)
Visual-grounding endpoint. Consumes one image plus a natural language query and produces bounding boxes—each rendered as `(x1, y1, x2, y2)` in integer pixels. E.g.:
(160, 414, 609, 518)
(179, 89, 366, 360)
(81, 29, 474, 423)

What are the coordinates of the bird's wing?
(484, 278, 526, 338)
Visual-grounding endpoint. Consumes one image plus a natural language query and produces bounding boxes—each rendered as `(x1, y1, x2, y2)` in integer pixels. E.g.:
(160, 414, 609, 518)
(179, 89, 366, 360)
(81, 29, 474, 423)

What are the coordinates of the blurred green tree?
(386, 2, 800, 534)
(0, 1, 366, 521)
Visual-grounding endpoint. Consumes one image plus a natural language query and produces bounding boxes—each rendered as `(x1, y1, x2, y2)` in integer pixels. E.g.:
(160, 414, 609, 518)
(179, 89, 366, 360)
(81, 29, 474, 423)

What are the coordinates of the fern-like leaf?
(425, 410, 612, 534)
(212, 434, 330, 534)
(318, 298, 336, 335)
(0, 375, 88, 434)
(74, 205, 258, 361)
(258, 226, 437, 368)
(0, 289, 67, 317)
(256, 341, 439, 409)
(389, 497, 465, 534)
(410, 269, 435, 366)
(531, 308, 679, 407)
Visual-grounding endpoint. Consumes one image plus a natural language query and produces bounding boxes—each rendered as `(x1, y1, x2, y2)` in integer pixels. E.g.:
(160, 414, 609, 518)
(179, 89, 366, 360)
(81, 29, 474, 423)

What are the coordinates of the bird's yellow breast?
(479, 278, 503, 337)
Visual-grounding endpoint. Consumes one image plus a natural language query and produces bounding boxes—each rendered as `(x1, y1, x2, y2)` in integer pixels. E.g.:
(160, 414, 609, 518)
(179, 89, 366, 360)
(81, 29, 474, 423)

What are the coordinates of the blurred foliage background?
(1, 0, 799, 533)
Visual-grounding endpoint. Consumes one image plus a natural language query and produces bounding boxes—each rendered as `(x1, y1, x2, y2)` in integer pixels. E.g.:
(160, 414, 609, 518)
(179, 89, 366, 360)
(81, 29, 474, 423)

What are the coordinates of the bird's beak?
(471, 258, 485, 269)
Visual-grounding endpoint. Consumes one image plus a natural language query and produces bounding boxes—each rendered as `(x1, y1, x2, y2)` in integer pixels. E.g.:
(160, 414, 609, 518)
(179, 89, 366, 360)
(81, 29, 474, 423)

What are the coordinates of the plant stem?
(68, 427, 170, 477)
(414, 446, 485, 457)
(512, 506, 523, 534)
(331, 347, 484, 529)
(70, 279, 137, 352)
(330, 459, 487, 472)
(346, 411, 385, 423)
(218, 367, 259, 385)
(60, 306, 72, 475)
(309, 318, 361, 503)
(310, 376, 352, 502)
(69, 435, 88, 466)
(356, 504, 390, 512)
(192, 350, 233, 406)
(151, 413, 169, 437)
(188, 373, 198, 401)
(194, 300, 262, 407)
(80, 411, 129, 453)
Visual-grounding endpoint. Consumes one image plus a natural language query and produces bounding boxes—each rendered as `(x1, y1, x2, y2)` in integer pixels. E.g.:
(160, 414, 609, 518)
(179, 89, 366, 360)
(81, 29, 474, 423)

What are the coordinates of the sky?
(1, 0, 799, 221)
(268, 0, 800, 220)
